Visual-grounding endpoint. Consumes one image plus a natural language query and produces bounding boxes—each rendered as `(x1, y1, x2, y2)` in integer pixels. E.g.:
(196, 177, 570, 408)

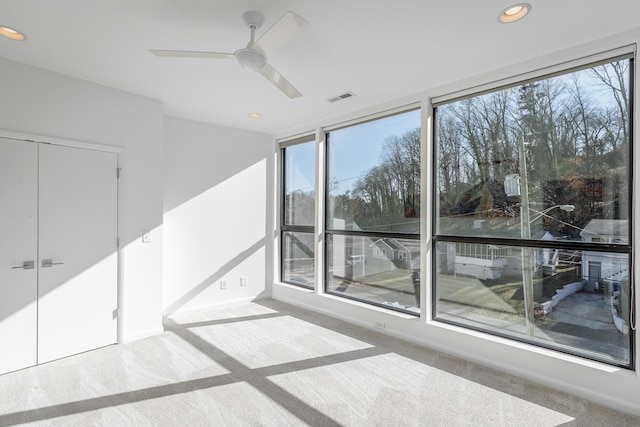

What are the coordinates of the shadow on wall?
(162, 117, 275, 316)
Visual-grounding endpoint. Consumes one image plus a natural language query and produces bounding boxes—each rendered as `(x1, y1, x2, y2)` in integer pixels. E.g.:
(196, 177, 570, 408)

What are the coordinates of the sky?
(285, 140, 316, 193)
(328, 109, 420, 194)
(286, 109, 421, 195)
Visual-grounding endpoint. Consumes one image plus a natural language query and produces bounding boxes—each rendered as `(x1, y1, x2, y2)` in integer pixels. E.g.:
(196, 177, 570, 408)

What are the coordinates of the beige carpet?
(0, 299, 638, 426)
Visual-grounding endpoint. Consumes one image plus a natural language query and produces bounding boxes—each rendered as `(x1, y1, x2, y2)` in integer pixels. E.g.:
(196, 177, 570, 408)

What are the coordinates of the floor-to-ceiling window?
(325, 109, 421, 314)
(433, 55, 634, 367)
(281, 135, 316, 288)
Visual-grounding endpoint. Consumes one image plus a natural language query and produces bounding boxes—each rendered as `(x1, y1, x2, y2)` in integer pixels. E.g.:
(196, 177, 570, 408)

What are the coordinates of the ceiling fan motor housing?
(234, 48, 267, 72)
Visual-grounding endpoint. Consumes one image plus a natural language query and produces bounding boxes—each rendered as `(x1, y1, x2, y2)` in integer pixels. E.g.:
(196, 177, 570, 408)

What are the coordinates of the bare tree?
(591, 61, 631, 148)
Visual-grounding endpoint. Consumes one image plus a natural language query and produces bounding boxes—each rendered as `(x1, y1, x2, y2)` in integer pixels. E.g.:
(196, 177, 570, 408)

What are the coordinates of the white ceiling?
(1, 1, 639, 135)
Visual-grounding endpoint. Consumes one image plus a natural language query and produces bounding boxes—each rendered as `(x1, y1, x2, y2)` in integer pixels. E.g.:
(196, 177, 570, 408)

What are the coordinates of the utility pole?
(519, 133, 535, 338)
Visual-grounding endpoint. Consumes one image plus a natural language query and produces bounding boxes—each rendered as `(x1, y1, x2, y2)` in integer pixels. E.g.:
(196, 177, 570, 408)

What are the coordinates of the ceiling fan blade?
(149, 49, 234, 59)
(254, 11, 308, 56)
(260, 63, 302, 99)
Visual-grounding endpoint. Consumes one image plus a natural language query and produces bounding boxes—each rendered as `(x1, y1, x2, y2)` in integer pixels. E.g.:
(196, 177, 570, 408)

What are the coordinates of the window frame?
(430, 53, 635, 368)
(280, 134, 316, 289)
(323, 107, 421, 315)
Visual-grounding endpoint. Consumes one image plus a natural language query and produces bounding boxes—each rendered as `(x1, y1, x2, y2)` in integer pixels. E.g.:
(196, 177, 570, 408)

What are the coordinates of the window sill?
(273, 281, 417, 320)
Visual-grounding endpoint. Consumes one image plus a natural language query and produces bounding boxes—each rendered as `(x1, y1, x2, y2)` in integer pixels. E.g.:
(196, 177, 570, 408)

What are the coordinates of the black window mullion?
(328, 229, 419, 240)
(433, 235, 630, 254)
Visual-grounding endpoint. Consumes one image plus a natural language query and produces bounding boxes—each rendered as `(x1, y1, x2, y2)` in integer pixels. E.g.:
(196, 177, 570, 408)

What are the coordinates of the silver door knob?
(42, 259, 64, 268)
(11, 261, 35, 270)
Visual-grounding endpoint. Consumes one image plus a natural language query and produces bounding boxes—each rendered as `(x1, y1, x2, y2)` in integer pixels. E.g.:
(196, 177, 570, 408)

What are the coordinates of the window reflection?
(282, 231, 315, 288)
(327, 110, 421, 233)
(434, 57, 633, 367)
(435, 244, 630, 365)
(327, 236, 420, 313)
(436, 61, 630, 243)
(281, 137, 316, 288)
(325, 109, 421, 314)
(284, 141, 316, 227)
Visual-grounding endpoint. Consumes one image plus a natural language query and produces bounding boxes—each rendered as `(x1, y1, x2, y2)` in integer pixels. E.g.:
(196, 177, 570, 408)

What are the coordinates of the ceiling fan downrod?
(235, 11, 267, 72)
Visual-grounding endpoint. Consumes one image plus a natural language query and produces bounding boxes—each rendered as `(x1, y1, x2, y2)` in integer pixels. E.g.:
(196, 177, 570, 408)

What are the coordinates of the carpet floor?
(0, 299, 638, 426)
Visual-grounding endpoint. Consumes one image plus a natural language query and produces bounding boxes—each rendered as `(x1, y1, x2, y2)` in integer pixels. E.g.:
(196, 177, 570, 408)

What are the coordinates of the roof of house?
(580, 219, 628, 239)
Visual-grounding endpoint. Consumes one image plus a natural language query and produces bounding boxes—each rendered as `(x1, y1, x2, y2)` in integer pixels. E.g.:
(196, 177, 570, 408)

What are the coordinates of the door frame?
(0, 128, 124, 344)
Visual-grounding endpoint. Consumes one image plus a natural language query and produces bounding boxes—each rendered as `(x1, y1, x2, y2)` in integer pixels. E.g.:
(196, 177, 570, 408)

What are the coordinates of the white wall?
(0, 57, 164, 342)
(162, 116, 274, 316)
(0, 57, 277, 339)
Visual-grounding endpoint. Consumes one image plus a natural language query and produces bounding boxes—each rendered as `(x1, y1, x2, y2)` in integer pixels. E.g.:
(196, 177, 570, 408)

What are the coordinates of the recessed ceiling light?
(0, 25, 26, 41)
(247, 113, 262, 119)
(499, 3, 531, 23)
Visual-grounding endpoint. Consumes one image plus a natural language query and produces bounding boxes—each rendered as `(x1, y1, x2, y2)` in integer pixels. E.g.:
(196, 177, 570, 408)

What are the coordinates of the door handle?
(42, 259, 64, 268)
(11, 261, 35, 270)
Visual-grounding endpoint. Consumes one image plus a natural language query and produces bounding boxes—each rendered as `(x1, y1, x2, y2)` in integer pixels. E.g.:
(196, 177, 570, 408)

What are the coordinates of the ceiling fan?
(150, 11, 308, 99)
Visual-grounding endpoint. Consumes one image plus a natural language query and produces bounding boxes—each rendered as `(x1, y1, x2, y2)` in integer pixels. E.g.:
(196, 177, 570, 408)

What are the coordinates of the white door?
(37, 144, 118, 364)
(0, 138, 38, 375)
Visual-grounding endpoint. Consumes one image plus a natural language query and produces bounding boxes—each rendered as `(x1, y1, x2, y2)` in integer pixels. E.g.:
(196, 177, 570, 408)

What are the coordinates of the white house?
(580, 219, 629, 287)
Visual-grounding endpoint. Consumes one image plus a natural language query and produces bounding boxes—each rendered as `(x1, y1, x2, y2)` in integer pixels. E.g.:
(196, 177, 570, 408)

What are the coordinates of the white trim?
(322, 102, 420, 133)
(277, 132, 316, 148)
(163, 296, 263, 319)
(0, 128, 123, 153)
(273, 141, 283, 288)
(632, 36, 639, 374)
(432, 45, 635, 106)
(274, 92, 423, 140)
(422, 95, 433, 321)
(314, 126, 326, 297)
(120, 326, 165, 344)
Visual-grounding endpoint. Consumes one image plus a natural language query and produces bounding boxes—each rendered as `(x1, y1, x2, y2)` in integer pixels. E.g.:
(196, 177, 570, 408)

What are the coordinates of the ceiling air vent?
(327, 91, 355, 103)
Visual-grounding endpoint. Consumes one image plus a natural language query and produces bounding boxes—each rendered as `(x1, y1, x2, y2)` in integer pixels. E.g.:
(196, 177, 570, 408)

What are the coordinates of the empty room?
(1, 1, 639, 425)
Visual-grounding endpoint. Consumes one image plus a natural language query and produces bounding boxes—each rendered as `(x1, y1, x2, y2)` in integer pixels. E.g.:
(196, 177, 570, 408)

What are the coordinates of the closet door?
(0, 138, 38, 375)
(37, 144, 118, 364)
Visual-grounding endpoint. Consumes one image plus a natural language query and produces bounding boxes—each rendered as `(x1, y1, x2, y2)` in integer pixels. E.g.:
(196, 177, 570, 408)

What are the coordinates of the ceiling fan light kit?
(235, 48, 267, 72)
(150, 11, 307, 98)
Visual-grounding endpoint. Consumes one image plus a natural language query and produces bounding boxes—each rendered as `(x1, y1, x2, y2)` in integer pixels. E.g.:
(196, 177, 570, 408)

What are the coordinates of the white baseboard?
(163, 296, 260, 319)
(119, 326, 165, 344)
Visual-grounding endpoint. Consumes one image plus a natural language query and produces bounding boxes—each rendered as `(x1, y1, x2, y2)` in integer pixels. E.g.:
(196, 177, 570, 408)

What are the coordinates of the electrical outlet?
(240, 277, 247, 287)
(220, 280, 227, 290)
(374, 322, 386, 330)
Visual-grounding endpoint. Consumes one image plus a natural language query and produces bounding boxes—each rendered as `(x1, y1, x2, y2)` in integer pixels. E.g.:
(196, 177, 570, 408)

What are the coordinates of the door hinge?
(117, 237, 120, 248)
(116, 168, 121, 178)
(112, 308, 120, 320)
